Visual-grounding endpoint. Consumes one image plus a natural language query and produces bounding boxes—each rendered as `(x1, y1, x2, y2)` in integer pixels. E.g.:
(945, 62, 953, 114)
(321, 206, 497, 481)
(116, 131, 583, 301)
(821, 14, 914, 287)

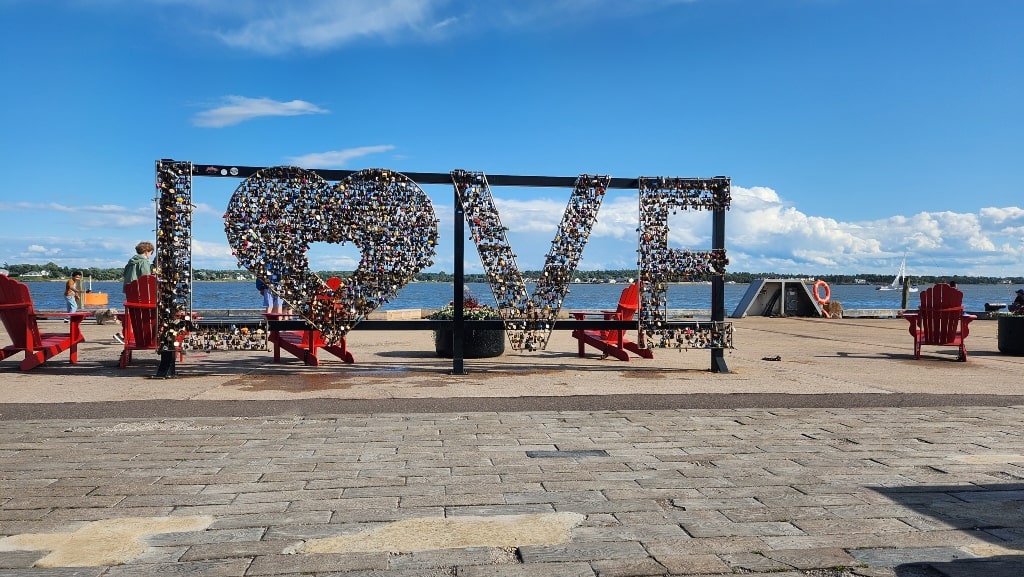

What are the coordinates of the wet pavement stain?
(621, 370, 669, 380)
(226, 374, 357, 392)
(414, 381, 449, 387)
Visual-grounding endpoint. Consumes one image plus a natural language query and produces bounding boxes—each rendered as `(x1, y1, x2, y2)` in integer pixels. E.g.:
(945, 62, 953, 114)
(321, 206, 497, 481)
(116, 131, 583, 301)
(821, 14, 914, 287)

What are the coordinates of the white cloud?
(287, 146, 396, 168)
(4, 179, 1024, 275)
(492, 197, 567, 233)
(26, 244, 60, 256)
(591, 195, 639, 240)
(192, 96, 328, 128)
(211, 0, 438, 54)
(148, 0, 703, 54)
(0, 201, 152, 229)
(980, 206, 1024, 225)
(473, 184, 1024, 275)
(190, 238, 234, 261)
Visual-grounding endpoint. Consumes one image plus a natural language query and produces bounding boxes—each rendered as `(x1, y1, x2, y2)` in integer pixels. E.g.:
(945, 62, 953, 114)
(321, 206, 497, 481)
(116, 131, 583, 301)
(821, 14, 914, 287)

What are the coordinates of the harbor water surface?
(22, 280, 1022, 315)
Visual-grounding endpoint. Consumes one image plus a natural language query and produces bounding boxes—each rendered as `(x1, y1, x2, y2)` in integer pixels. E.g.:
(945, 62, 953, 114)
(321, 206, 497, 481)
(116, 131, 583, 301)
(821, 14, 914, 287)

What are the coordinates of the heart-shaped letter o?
(224, 166, 439, 343)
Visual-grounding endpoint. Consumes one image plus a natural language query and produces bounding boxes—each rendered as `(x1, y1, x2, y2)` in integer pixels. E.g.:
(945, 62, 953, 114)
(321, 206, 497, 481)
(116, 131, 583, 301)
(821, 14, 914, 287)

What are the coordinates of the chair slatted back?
(124, 275, 158, 349)
(917, 284, 964, 345)
(0, 275, 42, 349)
(614, 282, 641, 321)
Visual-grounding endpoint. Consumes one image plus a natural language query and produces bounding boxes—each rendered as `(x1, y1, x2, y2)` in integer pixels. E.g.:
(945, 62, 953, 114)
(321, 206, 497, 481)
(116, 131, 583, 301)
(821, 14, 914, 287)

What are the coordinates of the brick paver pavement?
(3, 406, 1024, 576)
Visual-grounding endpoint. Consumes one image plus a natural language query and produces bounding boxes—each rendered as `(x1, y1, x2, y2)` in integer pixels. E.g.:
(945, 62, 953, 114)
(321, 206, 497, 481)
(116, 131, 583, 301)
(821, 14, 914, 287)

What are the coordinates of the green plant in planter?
(429, 293, 506, 358)
(427, 292, 504, 320)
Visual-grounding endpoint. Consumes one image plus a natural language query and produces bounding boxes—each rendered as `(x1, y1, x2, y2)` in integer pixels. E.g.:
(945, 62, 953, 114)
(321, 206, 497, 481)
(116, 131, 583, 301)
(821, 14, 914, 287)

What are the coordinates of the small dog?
(93, 308, 120, 325)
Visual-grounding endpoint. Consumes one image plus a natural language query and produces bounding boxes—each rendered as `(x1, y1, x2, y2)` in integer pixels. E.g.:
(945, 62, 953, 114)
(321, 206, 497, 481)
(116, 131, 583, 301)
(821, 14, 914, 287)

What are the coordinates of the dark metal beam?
(192, 164, 651, 189)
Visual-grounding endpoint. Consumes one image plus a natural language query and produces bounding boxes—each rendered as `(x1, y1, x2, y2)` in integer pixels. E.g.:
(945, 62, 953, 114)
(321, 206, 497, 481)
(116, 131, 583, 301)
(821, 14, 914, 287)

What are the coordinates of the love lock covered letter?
(224, 166, 439, 344)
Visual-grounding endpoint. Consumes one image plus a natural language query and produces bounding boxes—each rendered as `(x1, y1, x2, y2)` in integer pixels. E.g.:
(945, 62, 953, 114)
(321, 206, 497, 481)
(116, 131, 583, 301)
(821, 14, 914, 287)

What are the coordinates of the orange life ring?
(813, 280, 831, 318)
(812, 280, 831, 305)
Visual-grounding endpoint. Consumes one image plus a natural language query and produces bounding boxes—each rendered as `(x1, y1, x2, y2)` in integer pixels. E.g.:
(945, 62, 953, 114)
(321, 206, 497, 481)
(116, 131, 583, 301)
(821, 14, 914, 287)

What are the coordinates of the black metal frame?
(156, 163, 730, 375)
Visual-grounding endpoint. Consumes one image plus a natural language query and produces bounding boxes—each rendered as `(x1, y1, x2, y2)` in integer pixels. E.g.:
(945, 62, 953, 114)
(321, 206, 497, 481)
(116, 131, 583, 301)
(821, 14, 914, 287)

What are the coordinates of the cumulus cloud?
(4, 179, 1023, 275)
(492, 197, 568, 233)
(980, 206, 1024, 225)
(478, 184, 1024, 275)
(589, 195, 639, 240)
(26, 244, 61, 256)
(287, 146, 396, 168)
(190, 239, 235, 260)
(192, 96, 328, 128)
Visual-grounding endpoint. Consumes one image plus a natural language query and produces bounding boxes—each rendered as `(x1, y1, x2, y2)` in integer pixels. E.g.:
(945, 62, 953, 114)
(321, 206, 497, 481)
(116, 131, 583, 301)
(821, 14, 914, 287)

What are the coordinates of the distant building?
(21, 270, 50, 278)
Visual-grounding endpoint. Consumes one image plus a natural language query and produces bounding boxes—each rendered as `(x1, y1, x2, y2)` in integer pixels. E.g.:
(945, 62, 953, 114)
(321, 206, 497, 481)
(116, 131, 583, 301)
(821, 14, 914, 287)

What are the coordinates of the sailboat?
(877, 255, 918, 292)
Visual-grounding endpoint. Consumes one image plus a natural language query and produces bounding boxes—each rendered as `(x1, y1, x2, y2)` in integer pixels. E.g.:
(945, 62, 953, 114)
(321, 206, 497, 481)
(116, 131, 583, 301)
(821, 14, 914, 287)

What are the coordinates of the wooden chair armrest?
(902, 312, 920, 336)
(961, 314, 977, 337)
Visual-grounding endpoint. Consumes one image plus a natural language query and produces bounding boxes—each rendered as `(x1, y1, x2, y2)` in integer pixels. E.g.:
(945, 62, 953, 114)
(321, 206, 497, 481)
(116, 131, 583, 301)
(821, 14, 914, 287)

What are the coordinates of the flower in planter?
(427, 291, 502, 321)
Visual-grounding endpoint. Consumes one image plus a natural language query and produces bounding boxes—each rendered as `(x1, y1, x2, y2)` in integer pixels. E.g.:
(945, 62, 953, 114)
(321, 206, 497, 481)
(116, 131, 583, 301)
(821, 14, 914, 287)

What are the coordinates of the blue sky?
(1, 0, 1022, 277)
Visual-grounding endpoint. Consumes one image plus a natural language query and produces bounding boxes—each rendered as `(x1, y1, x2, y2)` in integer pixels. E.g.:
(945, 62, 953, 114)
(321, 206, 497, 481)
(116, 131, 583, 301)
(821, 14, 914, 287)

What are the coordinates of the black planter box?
(433, 328, 506, 358)
(998, 316, 1024, 356)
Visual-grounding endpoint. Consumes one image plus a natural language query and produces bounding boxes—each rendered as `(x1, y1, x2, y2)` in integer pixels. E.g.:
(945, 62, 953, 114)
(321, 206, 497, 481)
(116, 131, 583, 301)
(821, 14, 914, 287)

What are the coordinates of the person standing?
(114, 241, 155, 343)
(64, 271, 83, 318)
(257, 276, 285, 315)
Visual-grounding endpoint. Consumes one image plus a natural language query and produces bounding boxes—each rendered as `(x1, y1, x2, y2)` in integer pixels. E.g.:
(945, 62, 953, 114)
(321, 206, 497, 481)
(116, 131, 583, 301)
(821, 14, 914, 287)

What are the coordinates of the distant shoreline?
(9, 274, 1022, 286)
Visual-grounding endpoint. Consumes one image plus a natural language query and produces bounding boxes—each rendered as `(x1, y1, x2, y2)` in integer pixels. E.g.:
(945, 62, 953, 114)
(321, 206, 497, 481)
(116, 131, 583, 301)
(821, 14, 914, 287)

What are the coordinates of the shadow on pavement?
(870, 483, 1024, 576)
(896, 555, 1024, 576)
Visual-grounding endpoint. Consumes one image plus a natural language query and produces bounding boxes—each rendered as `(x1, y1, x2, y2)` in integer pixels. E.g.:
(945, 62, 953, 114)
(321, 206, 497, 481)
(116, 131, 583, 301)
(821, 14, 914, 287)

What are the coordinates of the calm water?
(21, 279, 1023, 314)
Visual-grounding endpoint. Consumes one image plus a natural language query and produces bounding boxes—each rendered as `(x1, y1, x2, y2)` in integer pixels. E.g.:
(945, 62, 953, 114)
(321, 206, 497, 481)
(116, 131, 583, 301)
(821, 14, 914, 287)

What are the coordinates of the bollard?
(901, 277, 911, 309)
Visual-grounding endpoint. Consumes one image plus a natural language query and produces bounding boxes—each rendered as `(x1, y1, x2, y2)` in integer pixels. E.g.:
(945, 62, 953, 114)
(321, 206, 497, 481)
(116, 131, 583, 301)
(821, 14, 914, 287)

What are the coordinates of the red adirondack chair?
(267, 318, 354, 366)
(0, 274, 89, 370)
(266, 277, 354, 366)
(118, 275, 182, 368)
(902, 283, 977, 361)
(571, 282, 654, 361)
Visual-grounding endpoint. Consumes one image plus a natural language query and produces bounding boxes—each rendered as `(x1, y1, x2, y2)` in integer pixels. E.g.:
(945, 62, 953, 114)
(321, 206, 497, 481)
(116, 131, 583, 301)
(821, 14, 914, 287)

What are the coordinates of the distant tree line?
(3, 261, 1020, 285)
(2, 262, 120, 280)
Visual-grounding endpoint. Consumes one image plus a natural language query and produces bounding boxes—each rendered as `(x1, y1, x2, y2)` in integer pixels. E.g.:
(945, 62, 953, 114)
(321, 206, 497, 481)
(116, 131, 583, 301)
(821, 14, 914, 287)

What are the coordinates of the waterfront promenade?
(1, 317, 1023, 576)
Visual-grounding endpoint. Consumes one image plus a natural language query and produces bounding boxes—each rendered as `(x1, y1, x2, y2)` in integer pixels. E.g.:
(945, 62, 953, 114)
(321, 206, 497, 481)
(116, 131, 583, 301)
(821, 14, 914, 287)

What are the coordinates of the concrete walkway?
(1, 317, 1023, 576)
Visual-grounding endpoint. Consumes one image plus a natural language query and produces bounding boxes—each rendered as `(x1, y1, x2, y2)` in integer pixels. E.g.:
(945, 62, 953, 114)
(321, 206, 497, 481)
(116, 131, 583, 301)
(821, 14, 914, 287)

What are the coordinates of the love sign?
(156, 161, 733, 377)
